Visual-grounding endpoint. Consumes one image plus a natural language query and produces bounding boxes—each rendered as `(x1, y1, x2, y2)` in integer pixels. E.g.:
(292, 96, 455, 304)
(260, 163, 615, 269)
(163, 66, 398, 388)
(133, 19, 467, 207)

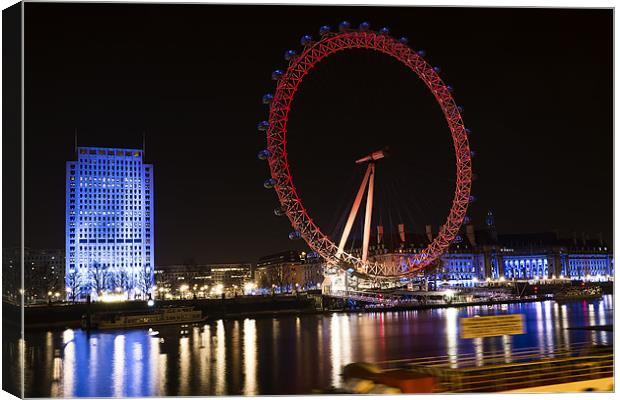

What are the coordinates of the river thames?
(11, 295, 613, 397)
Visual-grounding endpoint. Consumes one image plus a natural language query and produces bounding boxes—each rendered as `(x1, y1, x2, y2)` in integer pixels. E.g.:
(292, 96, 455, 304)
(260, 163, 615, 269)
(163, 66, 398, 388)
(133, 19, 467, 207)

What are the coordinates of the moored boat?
(554, 285, 603, 302)
(82, 306, 204, 330)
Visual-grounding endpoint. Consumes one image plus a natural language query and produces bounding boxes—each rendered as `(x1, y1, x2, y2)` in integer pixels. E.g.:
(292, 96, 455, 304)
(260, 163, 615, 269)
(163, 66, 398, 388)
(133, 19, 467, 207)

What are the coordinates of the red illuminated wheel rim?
(263, 27, 472, 278)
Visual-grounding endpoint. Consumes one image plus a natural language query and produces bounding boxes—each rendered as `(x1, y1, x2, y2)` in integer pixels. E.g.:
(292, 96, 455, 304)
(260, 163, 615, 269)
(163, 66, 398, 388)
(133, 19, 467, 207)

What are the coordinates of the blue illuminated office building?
(66, 147, 154, 301)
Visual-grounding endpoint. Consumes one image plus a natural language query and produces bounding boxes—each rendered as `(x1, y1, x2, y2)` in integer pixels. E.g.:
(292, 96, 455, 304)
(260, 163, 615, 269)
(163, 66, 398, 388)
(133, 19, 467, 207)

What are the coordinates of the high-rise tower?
(65, 147, 154, 301)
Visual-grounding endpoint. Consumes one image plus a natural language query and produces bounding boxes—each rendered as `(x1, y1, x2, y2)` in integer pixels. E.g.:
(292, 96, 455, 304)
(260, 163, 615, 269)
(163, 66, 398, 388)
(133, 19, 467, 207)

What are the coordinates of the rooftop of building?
(75, 147, 144, 158)
(259, 219, 611, 261)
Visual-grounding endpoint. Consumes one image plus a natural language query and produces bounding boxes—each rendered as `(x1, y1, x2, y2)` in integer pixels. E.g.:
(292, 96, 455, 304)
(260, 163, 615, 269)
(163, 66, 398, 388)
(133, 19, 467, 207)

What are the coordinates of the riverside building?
(274, 211, 613, 291)
(367, 211, 613, 286)
(65, 147, 154, 301)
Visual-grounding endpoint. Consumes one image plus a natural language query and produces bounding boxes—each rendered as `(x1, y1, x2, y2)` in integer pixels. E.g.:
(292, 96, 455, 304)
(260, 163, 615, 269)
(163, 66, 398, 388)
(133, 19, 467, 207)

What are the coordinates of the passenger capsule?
(263, 178, 276, 189)
(463, 216, 471, 224)
(379, 27, 390, 35)
(288, 230, 302, 240)
(446, 85, 454, 92)
(399, 36, 409, 44)
(454, 235, 463, 243)
(257, 120, 270, 131)
(465, 128, 472, 135)
(273, 207, 286, 217)
(271, 69, 284, 80)
(339, 21, 351, 32)
(300, 34, 313, 46)
(433, 66, 441, 73)
(262, 93, 274, 104)
(284, 49, 297, 61)
(457, 105, 465, 113)
(319, 25, 331, 35)
(359, 21, 371, 31)
(417, 49, 426, 57)
(307, 251, 319, 258)
(257, 149, 271, 160)
(469, 195, 476, 203)
(470, 150, 476, 158)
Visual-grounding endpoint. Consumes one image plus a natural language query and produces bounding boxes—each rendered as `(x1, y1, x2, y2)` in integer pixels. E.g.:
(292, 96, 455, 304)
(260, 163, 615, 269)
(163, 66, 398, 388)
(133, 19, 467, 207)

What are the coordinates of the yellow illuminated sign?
(460, 314, 525, 339)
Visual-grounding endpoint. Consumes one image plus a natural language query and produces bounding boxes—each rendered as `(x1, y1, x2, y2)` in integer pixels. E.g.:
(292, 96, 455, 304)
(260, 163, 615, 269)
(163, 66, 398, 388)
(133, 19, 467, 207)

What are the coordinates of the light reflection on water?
(14, 295, 613, 397)
(242, 319, 257, 395)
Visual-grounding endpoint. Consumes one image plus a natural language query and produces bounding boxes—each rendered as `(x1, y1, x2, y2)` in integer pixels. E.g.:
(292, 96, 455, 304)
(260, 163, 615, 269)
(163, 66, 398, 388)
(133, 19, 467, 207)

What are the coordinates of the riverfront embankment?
(5, 281, 612, 330)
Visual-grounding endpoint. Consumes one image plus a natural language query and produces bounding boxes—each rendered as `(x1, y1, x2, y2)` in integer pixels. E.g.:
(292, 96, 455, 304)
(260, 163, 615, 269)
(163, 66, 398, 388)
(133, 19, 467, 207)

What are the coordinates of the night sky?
(20, 4, 612, 264)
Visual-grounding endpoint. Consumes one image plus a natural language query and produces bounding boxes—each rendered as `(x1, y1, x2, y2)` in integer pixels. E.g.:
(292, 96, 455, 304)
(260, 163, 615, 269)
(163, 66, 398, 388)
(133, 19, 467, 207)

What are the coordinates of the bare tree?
(256, 269, 270, 291)
(268, 264, 294, 293)
(137, 265, 154, 299)
(113, 269, 131, 297)
(89, 262, 110, 297)
(65, 270, 83, 302)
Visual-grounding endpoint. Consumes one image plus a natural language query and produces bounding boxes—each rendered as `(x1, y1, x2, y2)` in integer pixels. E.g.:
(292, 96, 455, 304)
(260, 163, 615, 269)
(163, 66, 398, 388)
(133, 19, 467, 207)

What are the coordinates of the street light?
(180, 284, 189, 299)
(244, 282, 256, 295)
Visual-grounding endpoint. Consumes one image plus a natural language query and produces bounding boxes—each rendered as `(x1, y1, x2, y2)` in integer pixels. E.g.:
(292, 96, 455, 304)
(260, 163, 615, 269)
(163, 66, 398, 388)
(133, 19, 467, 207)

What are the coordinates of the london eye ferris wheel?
(257, 20, 473, 281)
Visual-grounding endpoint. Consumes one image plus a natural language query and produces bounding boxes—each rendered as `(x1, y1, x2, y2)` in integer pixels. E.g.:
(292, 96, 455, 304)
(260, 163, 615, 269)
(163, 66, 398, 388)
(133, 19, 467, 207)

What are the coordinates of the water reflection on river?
(14, 295, 613, 397)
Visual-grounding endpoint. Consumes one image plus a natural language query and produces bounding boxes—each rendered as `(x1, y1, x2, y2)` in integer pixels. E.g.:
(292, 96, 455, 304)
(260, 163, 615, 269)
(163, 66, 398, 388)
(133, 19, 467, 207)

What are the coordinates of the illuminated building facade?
(255, 251, 323, 293)
(66, 147, 154, 301)
(154, 263, 252, 298)
(3, 247, 65, 304)
(346, 211, 613, 285)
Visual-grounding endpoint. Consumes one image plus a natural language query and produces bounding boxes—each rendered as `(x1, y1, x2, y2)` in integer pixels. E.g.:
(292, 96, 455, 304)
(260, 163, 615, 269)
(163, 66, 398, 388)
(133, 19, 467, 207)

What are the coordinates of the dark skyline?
(20, 4, 612, 264)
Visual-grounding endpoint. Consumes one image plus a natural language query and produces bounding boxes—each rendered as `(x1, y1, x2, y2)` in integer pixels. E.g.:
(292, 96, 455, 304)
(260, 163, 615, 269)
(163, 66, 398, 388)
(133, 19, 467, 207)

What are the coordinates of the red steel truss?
(263, 28, 472, 279)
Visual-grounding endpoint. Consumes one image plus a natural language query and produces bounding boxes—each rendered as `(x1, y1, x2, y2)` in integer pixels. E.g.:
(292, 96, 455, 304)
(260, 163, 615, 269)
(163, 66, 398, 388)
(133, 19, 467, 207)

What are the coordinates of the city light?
(8, 9, 614, 398)
(66, 147, 154, 301)
(99, 293, 126, 303)
(244, 282, 256, 295)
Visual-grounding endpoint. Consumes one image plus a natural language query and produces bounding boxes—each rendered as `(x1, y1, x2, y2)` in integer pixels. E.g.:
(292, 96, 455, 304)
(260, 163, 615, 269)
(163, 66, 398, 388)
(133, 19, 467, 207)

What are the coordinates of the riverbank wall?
(7, 293, 318, 329)
(6, 282, 613, 330)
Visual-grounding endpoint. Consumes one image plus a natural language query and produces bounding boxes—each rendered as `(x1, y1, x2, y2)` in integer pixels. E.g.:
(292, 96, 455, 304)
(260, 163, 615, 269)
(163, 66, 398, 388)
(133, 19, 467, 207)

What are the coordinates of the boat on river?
(554, 285, 603, 302)
(82, 306, 204, 330)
